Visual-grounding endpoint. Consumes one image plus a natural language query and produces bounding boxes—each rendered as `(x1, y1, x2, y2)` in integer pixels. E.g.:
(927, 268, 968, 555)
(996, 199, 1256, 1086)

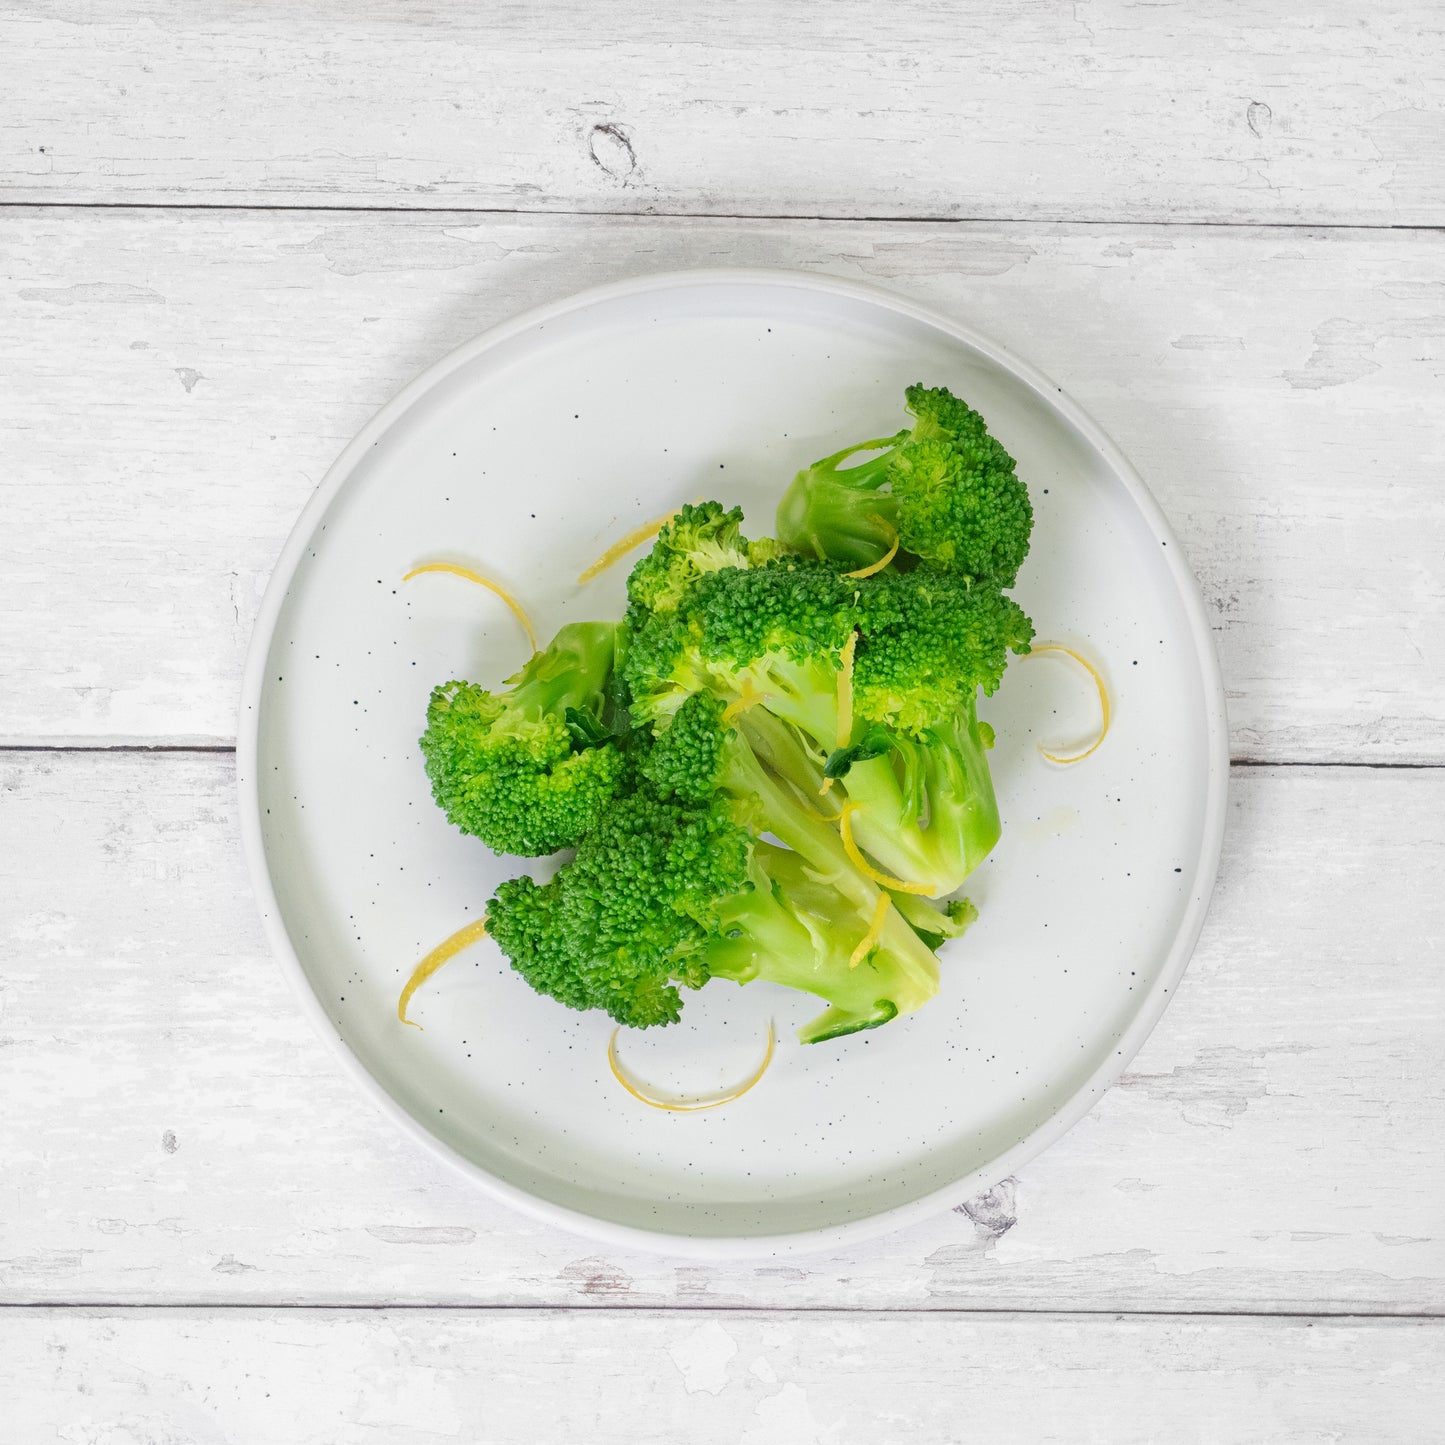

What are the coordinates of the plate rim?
(238, 266, 1230, 1258)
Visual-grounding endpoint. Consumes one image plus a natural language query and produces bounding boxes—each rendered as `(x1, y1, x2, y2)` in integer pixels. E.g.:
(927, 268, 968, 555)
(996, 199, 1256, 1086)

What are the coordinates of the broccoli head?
(626, 501, 761, 619)
(625, 555, 855, 744)
(776, 382, 1033, 585)
(419, 621, 627, 856)
(417, 393, 1037, 1049)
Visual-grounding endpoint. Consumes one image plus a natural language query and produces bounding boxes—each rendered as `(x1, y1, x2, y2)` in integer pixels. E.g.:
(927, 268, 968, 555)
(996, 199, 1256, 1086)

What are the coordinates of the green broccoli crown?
(684, 556, 855, 665)
(618, 604, 708, 728)
(625, 501, 753, 618)
(623, 556, 852, 728)
(855, 566, 1034, 736)
(902, 382, 989, 442)
(419, 621, 626, 856)
(641, 690, 731, 804)
(486, 783, 753, 1029)
(888, 436, 1031, 582)
(485, 874, 594, 1014)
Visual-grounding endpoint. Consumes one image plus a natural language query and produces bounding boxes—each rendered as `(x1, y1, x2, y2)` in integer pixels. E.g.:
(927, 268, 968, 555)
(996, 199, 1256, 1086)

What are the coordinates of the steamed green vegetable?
(419, 384, 1034, 1042)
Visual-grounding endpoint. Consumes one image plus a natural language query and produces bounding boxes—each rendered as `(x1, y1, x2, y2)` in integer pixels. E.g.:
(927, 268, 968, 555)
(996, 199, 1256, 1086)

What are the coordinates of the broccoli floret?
(622, 506, 818, 726)
(632, 553, 1033, 898)
(485, 873, 595, 1014)
(487, 697, 943, 1043)
(419, 621, 627, 856)
(824, 566, 1033, 895)
(852, 564, 1034, 731)
(485, 789, 727, 1028)
(625, 501, 756, 619)
(626, 556, 854, 743)
(777, 383, 1033, 584)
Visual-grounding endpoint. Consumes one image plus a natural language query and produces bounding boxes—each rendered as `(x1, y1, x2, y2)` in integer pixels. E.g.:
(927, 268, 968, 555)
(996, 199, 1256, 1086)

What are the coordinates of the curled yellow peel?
(836, 803, 934, 895)
(849, 893, 892, 968)
(1026, 643, 1111, 764)
(842, 523, 900, 580)
(577, 509, 680, 584)
(398, 916, 491, 1029)
(722, 678, 769, 724)
(607, 1022, 775, 1111)
(835, 632, 857, 749)
(402, 563, 538, 653)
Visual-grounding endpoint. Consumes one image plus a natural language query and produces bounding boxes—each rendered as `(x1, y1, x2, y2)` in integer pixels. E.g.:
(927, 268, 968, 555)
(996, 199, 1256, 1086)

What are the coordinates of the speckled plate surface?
(238, 270, 1228, 1256)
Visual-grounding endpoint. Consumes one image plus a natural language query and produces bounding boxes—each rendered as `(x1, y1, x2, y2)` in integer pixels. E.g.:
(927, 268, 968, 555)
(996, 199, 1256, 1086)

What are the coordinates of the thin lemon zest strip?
(398, 916, 490, 1030)
(722, 678, 770, 724)
(402, 563, 538, 652)
(1026, 643, 1111, 764)
(607, 1022, 775, 1112)
(842, 523, 900, 580)
(819, 777, 834, 796)
(577, 509, 680, 584)
(836, 802, 933, 895)
(849, 893, 892, 968)
(835, 631, 857, 749)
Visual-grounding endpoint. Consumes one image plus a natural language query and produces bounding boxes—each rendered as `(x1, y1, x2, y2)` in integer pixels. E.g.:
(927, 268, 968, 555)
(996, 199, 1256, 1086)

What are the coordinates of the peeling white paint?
(741, 1383, 837, 1445)
(665, 1320, 738, 1396)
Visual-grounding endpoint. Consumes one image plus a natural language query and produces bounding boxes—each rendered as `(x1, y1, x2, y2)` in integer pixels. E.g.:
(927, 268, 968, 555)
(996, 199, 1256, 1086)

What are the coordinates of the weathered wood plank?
(3, 211, 1442, 758)
(6, 1309, 1442, 1444)
(3, 2, 1443, 223)
(0, 754, 1439, 1310)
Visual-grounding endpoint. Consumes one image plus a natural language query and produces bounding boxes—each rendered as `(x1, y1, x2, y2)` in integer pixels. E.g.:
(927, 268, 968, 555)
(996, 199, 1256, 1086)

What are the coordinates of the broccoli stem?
(709, 655, 840, 763)
(734, 696, 829, 797)
(725, 711, 866, 907)
(501, 621, 619, 722)
(704, 844, 941, 1044)
(776, 437, 907, 569)
(841, 708, 1002, 897)
(712, 716, 942, 1041)
(736, 688, 999, 899)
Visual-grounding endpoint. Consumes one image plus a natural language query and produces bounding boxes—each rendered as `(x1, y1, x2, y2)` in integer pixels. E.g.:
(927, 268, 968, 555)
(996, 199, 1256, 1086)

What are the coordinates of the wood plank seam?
(0, 201, 1442, 233)
(0, 1304, 1439, 1319)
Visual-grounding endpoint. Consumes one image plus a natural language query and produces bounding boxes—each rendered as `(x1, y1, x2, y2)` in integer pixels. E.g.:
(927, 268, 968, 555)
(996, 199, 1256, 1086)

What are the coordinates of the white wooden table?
(3, 5, 1442, 1439)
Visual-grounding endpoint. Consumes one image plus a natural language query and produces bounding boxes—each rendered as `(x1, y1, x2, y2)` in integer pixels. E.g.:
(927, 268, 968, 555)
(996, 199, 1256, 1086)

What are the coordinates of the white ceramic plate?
(239, 269, 1227, 1256)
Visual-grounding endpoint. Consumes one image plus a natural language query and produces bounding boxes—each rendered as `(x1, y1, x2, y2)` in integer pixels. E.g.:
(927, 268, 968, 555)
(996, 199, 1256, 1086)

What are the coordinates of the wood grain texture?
(3, 210, 1442, 757)
(6, 1308, 1442, 1444)
(4, 1, 1443, 224)
(1, 754, 1440, 1311)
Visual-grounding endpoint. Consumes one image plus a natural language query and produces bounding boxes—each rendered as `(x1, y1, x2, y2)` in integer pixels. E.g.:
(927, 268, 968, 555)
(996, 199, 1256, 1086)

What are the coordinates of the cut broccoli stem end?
(799, 998, 899, 1044)
(504, 621, 619, 722)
